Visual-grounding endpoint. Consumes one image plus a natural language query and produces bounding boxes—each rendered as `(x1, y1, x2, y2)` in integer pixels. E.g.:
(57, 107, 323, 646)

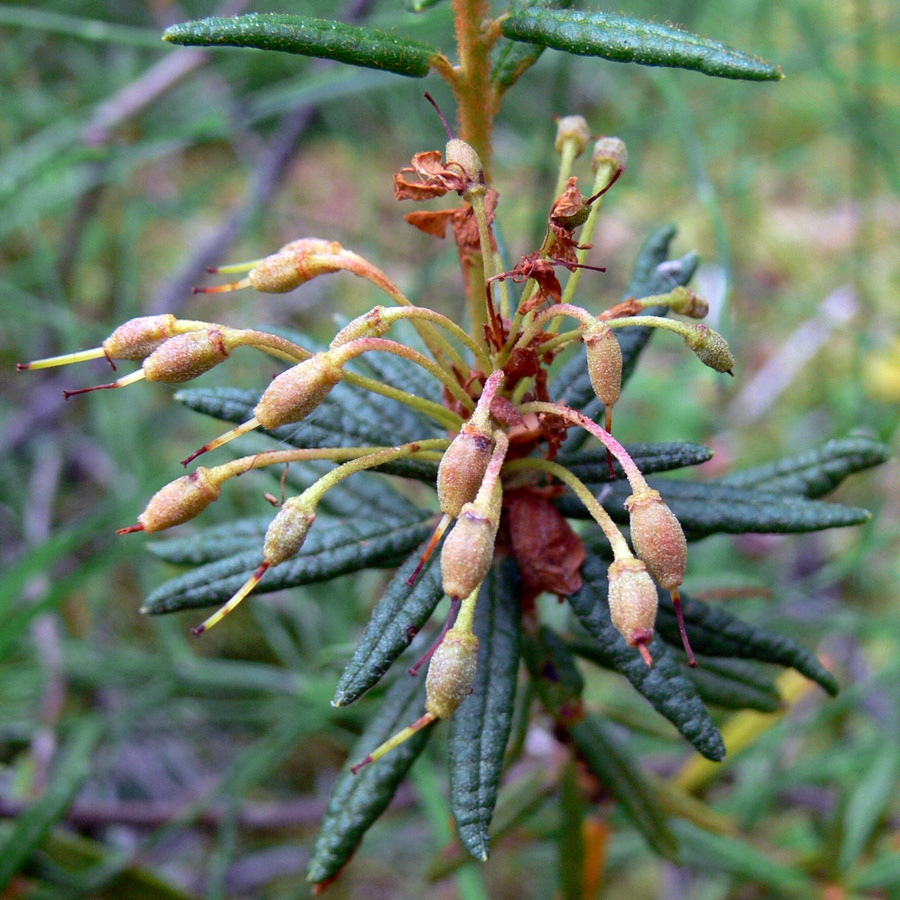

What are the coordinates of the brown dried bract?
(505, 488, 586, 603)
(394, 150, 469, 201)
(599, 296, 643, 321)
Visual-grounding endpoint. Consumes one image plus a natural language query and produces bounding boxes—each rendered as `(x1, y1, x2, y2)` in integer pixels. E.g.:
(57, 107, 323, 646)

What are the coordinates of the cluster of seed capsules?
(19, 119, 735, 769)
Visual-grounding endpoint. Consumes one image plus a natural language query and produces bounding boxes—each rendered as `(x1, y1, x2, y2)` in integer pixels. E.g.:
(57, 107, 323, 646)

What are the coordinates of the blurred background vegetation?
(1, 1, 898, 898)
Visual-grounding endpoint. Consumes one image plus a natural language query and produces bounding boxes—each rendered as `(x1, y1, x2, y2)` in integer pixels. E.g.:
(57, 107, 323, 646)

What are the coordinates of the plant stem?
(451, 0, 493, 169)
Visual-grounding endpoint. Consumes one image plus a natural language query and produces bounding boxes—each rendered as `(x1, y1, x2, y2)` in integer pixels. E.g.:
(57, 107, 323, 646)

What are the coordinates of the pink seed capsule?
(103, 314, 180, 361)
(607, 557, 658, 666)
(247, 238, 346, 293)
(436, 423, 494, 519)
(440, 501, 497, 601)
(626, 489, 687, 594)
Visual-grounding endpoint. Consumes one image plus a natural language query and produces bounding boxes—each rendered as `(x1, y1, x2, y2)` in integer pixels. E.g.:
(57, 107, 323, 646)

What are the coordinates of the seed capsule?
(247, 238, 345, 293)
(440, 501, 497, 600)
(262, 496, 317, 566)
(555, 116, 590, 157)
(425, 628, 480, 719)
(607, 557, 658, 665)
(584, 323, 622, 408)
(683, 324, 735, 374)
(444, 138, 484, 187)
(254, 352, 344, 430)
(626, 489, 687, 594)
(103, 314, 180, 360)
(142, 329, 231, 383)
(122, 467, 222, 534)
(437, 424, 494, 519)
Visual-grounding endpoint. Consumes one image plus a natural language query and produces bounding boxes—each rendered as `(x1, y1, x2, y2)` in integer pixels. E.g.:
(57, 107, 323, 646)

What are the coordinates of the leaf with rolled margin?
(567, 556, 725, 761)
(556, 476, 871, 537)
(175, 386, 439, 482)
(306, 673, 436, 888)
(558, 440, 713, 481)
(715, 436, 890, 498)
(500, 9, 782, 81)
(449, 560, 522, 861)
(142, 513, 434, 615)
(491, 0, 575, 90)
(333, 544, 443, 708)
(656, 589, 839, 695)
(165, 14, 439, 78)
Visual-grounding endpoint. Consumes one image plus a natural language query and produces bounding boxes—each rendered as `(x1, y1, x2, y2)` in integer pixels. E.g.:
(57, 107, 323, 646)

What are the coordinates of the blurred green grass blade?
(673, 821, 813, 894)
(0, 5, 163, 48)
(557, 760, 586, 900)
(500, 9, 782, 81)
(142, 513, 434, 614)
(568, 556, 725, 761)
(681, 656, 782, 713)
(569, 714, 677, 858)
(164, 14, 439, 78)
(837, 742, 900, 875)
(307, 673, 436, 887)
(332, 543, 444, 707)
(448, 560, 522, 861)
(0, 716, 104, 890)
(716, 436, 891, 498)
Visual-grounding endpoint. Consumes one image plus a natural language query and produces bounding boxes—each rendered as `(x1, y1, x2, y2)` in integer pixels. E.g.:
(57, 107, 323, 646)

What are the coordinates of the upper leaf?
(164, 14, 440, 78)
(500, 9, 782, 81)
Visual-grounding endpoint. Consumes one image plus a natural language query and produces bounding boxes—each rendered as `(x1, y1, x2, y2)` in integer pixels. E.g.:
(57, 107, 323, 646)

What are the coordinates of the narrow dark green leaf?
(150, 516, 270, 565)
(175, 385, 439, 482)
(491, 0, 574, 90)
(558, 441, 713, 482)
(142, 514, 434, 615)
(306, 674, 436, 887)
(557, 761, 586, 900)
(522, 625, 585, 716)
(333, 544, 444, 707)
(448, 560, 522, 861)
(500, 9, 782, 81)
(556, 476, 872, 536)
(164, 14, 439, 78)
(715, 436, 890, 498)
(680, 656, 782, 713)
(569, 637, 782, 713)
(655, 589, 839, 696)
(569, 714, 677, 857)
(0, 717, 104, 890)
(568, 556, 725, 761)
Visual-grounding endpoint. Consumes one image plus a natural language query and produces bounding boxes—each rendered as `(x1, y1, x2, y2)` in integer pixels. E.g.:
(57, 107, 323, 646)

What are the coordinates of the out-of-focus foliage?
(1, 1, 898, 898)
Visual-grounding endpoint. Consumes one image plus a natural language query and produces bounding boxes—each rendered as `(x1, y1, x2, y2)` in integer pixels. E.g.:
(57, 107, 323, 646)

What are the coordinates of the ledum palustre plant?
(18, 1, 890, 892)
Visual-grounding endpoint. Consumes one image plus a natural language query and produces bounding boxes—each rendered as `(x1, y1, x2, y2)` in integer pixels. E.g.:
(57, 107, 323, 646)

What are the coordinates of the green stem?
(504, 457, 632, 559)
(468, 185, 504, 333)
(454, 584, 481, 635)
(333, 337, 476, 412)
(342, 370, 464, 431)
(226, 329, 312, 364)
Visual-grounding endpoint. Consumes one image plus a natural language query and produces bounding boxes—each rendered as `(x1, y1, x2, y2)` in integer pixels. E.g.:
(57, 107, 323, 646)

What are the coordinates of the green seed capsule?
(584, 323, 623, 408)
(103, 314, 179, 361)
(437, 424, 494, 518)
(444, 138, 484, 186)
(263, 496, 317, 566)
(425, 628, 480, 719)
(136, 467, 222, 533)
(683, 324, 735, 374)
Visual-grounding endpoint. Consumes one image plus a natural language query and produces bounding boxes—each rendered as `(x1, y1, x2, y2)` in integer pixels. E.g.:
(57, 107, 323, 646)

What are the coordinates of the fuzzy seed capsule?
(666, 287, 709, 319)
(584, 323, 623, 408)
(626, 489, 687, 593)
(555, 116, 590, 156)
(436, 424, 493, 518)
(103, 314, 179, 361)
(141, 329, 231, 383)
(444, 138, 484, 186)
(253, 352, 343, 430)
(136, 467, 222, 533)
(247, 238, 346, 293)
(607, 557, 658, 650)
(425, 628, 480, 719)
(263, 496, 317, 566)
(440, 502, 497, 600)
(592, 136, 628, 174)
(683, 324, 734, 374)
